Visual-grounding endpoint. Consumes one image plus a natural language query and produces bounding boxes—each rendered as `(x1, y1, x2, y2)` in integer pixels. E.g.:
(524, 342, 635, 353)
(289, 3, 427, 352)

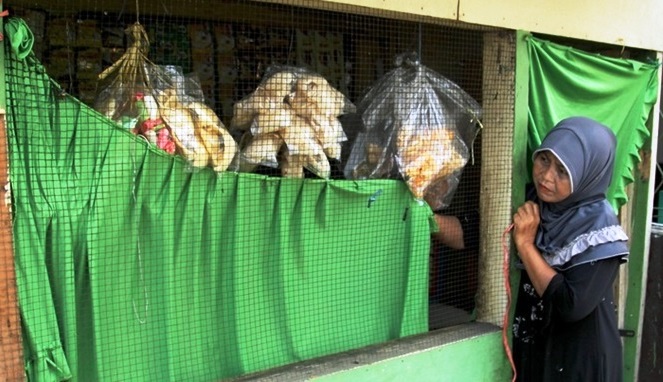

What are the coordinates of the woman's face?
(532, 150, 572, 203)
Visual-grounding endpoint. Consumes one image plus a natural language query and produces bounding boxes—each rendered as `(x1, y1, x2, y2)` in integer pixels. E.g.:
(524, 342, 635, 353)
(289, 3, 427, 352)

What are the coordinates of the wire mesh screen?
(2, 0, 509, 381)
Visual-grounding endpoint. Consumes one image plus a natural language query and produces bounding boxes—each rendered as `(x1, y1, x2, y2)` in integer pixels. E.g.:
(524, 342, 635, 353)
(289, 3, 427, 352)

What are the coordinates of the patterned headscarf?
(531, 116, 629, 270)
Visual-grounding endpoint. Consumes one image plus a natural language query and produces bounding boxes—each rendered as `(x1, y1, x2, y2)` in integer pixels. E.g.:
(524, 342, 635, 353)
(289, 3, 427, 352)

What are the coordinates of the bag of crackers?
(231, 65, 355, 178)
(94, 22, 237, 172)
(344, 52, 481, 210)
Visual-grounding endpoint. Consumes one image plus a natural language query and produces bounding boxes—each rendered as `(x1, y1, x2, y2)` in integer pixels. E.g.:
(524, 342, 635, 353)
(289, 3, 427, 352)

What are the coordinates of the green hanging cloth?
(4, 16, 429, 381)
(4, 17, 35, 60)
(527, 36, 660, 210)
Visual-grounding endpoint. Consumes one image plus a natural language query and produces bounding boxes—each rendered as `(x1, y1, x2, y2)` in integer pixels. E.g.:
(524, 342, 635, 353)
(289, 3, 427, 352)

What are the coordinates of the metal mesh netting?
(1, 1, 512, 381)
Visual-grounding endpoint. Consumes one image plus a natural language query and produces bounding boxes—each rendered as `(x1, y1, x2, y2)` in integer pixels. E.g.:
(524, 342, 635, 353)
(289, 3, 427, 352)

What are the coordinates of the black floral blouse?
(511, 257, 623, 382)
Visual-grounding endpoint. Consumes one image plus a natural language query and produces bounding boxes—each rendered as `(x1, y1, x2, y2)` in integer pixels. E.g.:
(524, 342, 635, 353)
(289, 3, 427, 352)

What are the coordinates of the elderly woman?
(512, 116, 629, 382)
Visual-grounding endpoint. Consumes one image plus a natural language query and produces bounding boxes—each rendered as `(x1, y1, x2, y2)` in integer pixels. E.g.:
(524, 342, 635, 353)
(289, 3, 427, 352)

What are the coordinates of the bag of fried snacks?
(231, 65, 355, 178)
(344, 52, 481, 209)
(94, 22, 237, 172)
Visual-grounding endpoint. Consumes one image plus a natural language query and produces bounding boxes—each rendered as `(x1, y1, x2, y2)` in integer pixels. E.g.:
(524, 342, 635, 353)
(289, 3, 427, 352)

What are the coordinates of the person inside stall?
(511, 116, 629, 382)
(429, 209, 480, 311)
(427, 171, 481, 318)
(432, 212, 477, 251)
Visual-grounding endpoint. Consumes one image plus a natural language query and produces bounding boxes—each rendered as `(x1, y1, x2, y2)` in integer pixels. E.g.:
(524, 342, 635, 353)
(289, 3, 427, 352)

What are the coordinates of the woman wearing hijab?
(511, 116, 630, 382)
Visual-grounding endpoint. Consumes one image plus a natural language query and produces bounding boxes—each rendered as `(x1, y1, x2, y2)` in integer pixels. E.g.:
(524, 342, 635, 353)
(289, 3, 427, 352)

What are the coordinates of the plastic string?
(502, 223, 517, 382)
(131, 133, 149, 324)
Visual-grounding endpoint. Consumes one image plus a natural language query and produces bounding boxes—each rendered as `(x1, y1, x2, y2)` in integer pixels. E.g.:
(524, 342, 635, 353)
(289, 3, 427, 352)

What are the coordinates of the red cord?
(502, 223, 517, 382)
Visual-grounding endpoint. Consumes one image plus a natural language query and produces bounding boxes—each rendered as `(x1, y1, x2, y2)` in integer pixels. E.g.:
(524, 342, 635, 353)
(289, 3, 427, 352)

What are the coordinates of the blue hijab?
(532, 116, 629, 270)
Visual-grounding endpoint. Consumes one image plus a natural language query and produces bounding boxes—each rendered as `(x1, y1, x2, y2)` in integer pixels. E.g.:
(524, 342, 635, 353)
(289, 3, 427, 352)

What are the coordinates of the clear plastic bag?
(94, 22, 237, 172)
(344, 52, 481, 209)
(231, 65, 355, 178)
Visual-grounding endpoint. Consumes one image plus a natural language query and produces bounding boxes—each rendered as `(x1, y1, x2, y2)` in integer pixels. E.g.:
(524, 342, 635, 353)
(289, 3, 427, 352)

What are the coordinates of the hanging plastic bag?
(231, 65, 355, 178)
(344, 52, 481, 209)
(94, 22, 237, 172)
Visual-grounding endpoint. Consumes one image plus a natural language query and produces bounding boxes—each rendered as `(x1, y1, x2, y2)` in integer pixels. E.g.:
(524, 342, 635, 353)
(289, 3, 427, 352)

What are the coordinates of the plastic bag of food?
(231, 65, 355, 178)
(94, 22, 237, 172)
(344, 52, 481, 209)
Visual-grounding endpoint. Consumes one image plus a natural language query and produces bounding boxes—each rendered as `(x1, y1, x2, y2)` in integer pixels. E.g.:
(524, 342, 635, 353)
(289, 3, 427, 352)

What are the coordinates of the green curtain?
(527, 36, 660, 210)
(4, 24, 430, 381)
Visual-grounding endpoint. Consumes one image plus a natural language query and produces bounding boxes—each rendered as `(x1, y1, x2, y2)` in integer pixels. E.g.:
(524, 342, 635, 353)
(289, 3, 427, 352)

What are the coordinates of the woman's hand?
(513, 201, 556, 296)
(513, 201, 540, 257)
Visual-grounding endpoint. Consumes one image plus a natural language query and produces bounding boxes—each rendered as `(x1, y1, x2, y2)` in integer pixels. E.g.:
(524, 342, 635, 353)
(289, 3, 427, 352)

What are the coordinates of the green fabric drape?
(4, 26, 430, 381)
(527, 36, 660, 210)
(4, 18, 34, 60)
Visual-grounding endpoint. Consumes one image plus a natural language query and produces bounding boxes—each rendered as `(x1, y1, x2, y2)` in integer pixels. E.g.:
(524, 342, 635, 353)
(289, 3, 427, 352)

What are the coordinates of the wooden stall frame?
(0, 12, 25, 379)
(620, 51, 662, 382)
(0, 113, 23, 382)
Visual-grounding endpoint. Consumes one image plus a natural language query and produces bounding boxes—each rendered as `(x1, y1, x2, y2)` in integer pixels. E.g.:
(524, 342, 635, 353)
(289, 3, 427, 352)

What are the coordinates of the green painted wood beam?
(622, 62, 661, 382)
(622, 149, 652, 382)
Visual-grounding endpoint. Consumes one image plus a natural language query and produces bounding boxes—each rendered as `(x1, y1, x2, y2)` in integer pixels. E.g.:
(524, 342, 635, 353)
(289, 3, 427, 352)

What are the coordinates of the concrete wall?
(317, 330, 511, 381)
(233, 323, 512, 382)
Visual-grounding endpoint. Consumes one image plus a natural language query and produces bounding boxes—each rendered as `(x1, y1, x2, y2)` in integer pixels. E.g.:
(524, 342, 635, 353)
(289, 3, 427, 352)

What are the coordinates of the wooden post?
(0, 3, 25, 378)
(476, 30, 528, 326)
(620, 52, 663, 382)
(0, 112, 24, 380)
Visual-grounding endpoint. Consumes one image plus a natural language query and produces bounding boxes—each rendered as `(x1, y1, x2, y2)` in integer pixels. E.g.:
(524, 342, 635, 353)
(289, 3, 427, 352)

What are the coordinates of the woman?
(512, 116, 630, 382)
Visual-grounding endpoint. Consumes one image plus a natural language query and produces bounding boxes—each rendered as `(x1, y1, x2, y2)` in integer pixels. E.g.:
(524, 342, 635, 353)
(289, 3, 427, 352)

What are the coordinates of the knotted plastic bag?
(344, 52, 481, 210)
(94, 22, 237, 172)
